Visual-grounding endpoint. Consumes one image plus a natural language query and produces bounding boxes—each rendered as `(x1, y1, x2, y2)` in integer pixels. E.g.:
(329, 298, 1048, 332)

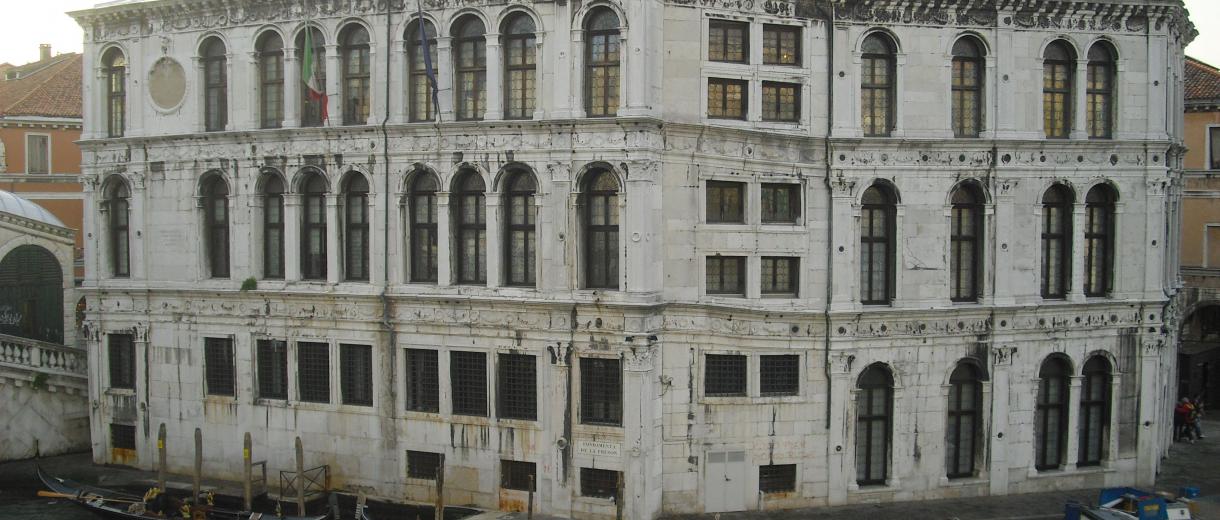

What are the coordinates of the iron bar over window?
(708, 19, 747, 63)
(584, 169, 620, 289)
(108, 333, 135, 389)
(706, 180, 745, 223)
(451, 351, 487, 416)
(405, 348, 439, 412)
(341, 25, 371, 126)
(860, 185, 896, 305)
(409, 171, 439, 282)
(298, 27, 326, 127)
(580, 468, 619, 499)
(111, 424, 136, 450)
(103, 48, 126, 137)
(340, 343, 373, 406)
(407, 19, 438, 122)
(498, 353, 537, 421)
(1041, 184, 1072, 299)
(1084, 185, 1116, 297)
(759, 464, 796, 493)
(761, 257, 798, 297)
(454, 171, 487, 284)
(202, 38, 228, 132)
(705, 354, 747, 397)
(203, 176, 230, 278)
(585, 9, 620, 117)
(453, 16, 487, 121)
(1086, 42, 1116, 139)
(106, 181, 130, 278)
(297, 341, 330, 403)
(1035, 357, 1070, 470)
(407, 450, 442, 480)
(504, 170, 537, 287)
(861, 33, 896, 137)
(501, 460, 535, 491)
(257, 32, 284, 128)
(707, 78, 748, 120)
(855, 364, 892, 485)
(760, 354, 799, 396)
(26, 135, 48, 174)
(706, 256, 745, 296)
(946, 362, 982, 478)
(503, 14, 537, 120)
(301, 172, 328, 280)
(761, 183, 800, 224)
(762, 81, 799, 122)
(951, 37, 984, 138)
(256, 339, 288, 400)
(580, 357, 621, 426)
(204, 337, 235, 396)
(262, 175, 285, 279)
(343, 174, 369, 281)
(763, 24, 801, 66)
(950, 183, 983, 302)
(1079, 357, 1112, 466)
(1043, 41, 1075, 139)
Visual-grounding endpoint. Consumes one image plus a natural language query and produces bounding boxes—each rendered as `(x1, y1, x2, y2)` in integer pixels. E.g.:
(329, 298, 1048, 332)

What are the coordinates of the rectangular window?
(340, 344, 373, 406)
(706, 180, 745, 224)
(451, 351, 487, 416)
(498, 353, 537, 421)
(108, 333, 136, 390)
(708, 20, 748, 63)
(761, 183, 800, 224)
(297, 341, 330, 403)
(1211, 127, 1220, 170)
(110, 423, 136, 450)
(761, 257, 799, 297)
(580, 358, 622, 426)
(759, 464, 797, 493)
(25, 134, 49, 174)
(504, 31, 537, 119)
(761, 82, 800, 122)
(407, 450, 442, 480)
(257, 339, 288, 400)
(405, 348, 440, 412)
(763, 25, 801, 66)
(706, 256, 746, 296)
(204, 337, 235, 396)
(501, 460, 536, 491)
(760, 354, 799, 396)
(708, 78, 748, 120)
(580, 468, 620, 499)
(705, 354, 747, 397)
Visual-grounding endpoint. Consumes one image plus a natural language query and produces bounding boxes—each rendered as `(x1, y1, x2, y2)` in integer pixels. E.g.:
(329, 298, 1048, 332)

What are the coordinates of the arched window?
(1084, 185, 1116, 297)
(504, 170, 537, 287)
(951, 36, 984, 138)
(201, 37, 228, 132)
(0, 245, 64, 344)
(297, 27, 327, 127)
(1043, 41, 1075, 139)
(262, 174, 285, 279)
(1086, 42, 1116, 139)
(453, 16, 487, 121)
(1035, 356, 1071, 471)
(454, 170, 487, 284)
(406, 19, 438, 122)
(202, 175, 230, 278)
(408, 171, 439, 282)
(341, 25, 371, 126)
(584, 169, 620, 289)
(300, 172, 328, 280)
(856, 363, 893, 485)
(102, 48, 126, 137)
(861, 33, 896, 137)
(105, 180, 131, 278)
(585, 8, 621, 118)
(1079, 356, 1112, 466)
(950, 183, 984, 302)
(860, 184, 896, 305)
(256, 32, 284, 129)
(1041, 184, 1073, 299)
(502, 13, 537, 120)
(946, 362, 982, 478)
(343, 174, 369, 281)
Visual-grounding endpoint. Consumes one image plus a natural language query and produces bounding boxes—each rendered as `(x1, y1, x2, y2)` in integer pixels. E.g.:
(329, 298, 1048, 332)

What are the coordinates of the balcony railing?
(0, 332, 87, 379)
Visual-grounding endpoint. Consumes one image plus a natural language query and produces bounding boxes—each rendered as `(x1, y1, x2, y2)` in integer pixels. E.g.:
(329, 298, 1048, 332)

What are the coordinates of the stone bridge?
(0, 333, 90, 461)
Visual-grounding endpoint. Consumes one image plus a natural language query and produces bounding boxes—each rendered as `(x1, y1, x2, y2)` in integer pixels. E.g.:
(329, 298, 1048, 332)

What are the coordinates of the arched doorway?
(1180, 304, 1220, 406)
(0, 245, 63, 344)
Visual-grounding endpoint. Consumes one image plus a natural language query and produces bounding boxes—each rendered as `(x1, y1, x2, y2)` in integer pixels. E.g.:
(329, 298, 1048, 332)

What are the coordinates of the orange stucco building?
(0, 45, 83, 279)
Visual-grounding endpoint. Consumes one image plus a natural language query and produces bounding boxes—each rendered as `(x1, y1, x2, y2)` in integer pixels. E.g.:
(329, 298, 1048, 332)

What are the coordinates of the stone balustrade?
(0, 333, 88, 379)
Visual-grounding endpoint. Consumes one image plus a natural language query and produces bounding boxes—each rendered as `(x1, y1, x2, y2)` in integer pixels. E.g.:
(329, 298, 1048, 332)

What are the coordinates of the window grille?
(1035, 357, 1070, 470)
(343, 175, 370, 281)
(340, 344, 373, 406)
(103, 49, 126, 137)
(860, 185, 895, 305)
(951, 37, 984, 138)
(580, 358, 622, 426)
(405, 348, 439, 413)
(341, 25, 371, 125)
(454, 16, 487, 120)
(262, 176, 285, 279)
(946, 363, 981, 478)
(1086, 43, 1115, 139)
(708, 20, 748, 63)
(763, 24, 801, 65)
(504, 172, 537, 287)
(706, 181, 745, 223)
(856, 364, 893, 485)
(1041, 185, 1072, 299)
(583, 170, 620, 289)
(204, 176, 230, 278)
(1084, 186, 1115, 297)
(257, 32, 284, 129)
(501, 460, 536, 491)
(111, 423, 136, 450)
(409, 172, 440, 282)
(950, 185, 983, 302)
(408, 450, 442, 480)
(108, 334, 135, 389)
(498, 353, 537, 420)
(861, 33, 896, 136)
(1078, 357, 1112, 466)
(502, 14, 537, 120)
(761, 257, 798, 297)
(761, 81, 800, 122)
(454, 171, 487, 284)
(761, 183, 800, 224)
(107, 183, 130, 278)
(257, 339, 288, 399)
(301, 174, 328, 280)
(584, 9, 620, 117)
(705, 354, 747, 397)
(1043, 41, 1074, 139)
(760, 355, 799, 396)
(708, 78, 748, 120)
(580, 468, 620, 499)
(451, 351, 487, 416)
(297, 342, 331, 403)
(204, 337, 235, 396)
(706, 256, 746, 296)
(202, 38, 228, 132)
(759, 464, 796, 493)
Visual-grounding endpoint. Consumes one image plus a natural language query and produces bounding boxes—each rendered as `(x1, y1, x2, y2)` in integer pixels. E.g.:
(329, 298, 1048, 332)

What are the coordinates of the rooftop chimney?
(39, 44, 51, 62)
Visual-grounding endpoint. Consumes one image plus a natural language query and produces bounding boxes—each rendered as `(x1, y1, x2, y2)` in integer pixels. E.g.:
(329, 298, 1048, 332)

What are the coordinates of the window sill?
(450, 415, 491, 426)
(574, 424, 624, 437)
(204, 394, 237, 403)
(497, 418, 541, 429)
(938, 475, 989, 488)
(402, 410, 444, 421)
(105, 388, 136, 396)
(254, 398, 290, 407)
(700, 396, 752, 405)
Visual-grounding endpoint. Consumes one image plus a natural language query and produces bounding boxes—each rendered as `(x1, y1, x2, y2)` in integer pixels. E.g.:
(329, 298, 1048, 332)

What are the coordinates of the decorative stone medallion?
(148, 57, 186, 111)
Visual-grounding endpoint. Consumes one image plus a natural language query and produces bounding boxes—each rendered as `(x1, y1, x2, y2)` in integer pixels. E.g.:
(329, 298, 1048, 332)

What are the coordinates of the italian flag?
(302, 28, 328, 122)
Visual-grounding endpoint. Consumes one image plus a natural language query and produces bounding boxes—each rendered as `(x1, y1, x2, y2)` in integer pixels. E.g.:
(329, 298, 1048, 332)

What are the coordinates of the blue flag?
(417, 0, 440, 120)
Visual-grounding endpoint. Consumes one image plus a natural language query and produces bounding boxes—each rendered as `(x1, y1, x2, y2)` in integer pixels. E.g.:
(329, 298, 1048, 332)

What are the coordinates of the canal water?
(0, 499, 98, 519)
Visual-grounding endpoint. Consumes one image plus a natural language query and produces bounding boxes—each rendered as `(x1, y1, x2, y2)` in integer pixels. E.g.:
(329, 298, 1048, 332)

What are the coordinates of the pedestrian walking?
(1192, 397, 1206, 439)
(1175, 397, 1195, 443)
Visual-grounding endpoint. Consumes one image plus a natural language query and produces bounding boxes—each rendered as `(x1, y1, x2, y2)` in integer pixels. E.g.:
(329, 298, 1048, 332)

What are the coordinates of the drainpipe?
(380, 0, 396, 410)
(822, 3, 836, 429)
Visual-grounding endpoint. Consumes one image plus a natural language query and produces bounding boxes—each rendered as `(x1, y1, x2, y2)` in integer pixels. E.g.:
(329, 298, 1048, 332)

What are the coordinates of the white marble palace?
(71, 0, 1194, 517)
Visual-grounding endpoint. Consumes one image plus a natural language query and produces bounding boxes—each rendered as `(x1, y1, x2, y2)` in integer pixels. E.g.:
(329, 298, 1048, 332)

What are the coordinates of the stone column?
(484, 34, 504, 121)
(988, 345, 1014, 495)
(566, 29, 586, 119)
(325, 44, 341, 127)
(129, 176, 147, 280)
(248, 195, 265, 279)
(1070, 60, 1089, 140)
(127, 43, 144, 137)
(83, 177, 99, 280)
(391, 39, 409, 124)
(624, 162, 660, 294)
(227, 192, 245, 279)
(485, 193, 503, 287)
(623, 339, 661, 520)
(1064, 375, 1083, 471)
(284, 194, 302, 281)
(829, 176, 857, 310)
(245, 52, 261, 129)
(1069, 205, 1087, 302)
(1135, 337, 1164, 486)
(991, 181, 1016, 305)
(368, 194, 383, 286)
(365, 45, 380, 125)
(436, 192, 452, 286)
(191, 56, 206, 133)
(326, 194, 341, 283)
(435, 37, 454, 121)
(545, 343, 573, 514)
(225, 52, 237, 131)
(827, 351, 853, 505)
(891, 53, 907, 138)
(532, 34, 547, 120)
(1144, 180, 1167, 296)
(284, 48, 301, 128)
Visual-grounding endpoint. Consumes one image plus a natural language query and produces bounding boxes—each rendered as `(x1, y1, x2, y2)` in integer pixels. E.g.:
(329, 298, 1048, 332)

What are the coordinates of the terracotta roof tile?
(1186, 56, 1220, 103)
(0, 54, 82, 119)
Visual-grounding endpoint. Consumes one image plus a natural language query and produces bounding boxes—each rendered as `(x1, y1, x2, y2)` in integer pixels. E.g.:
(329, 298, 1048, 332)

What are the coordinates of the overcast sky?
(0, 1, 1217, 68)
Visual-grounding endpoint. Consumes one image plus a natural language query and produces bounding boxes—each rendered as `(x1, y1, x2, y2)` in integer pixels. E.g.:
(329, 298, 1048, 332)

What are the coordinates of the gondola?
(38, 466, 328, 520)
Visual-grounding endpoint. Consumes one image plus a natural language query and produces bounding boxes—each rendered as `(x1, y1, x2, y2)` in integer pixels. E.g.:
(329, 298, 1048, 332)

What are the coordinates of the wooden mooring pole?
(616, 472, 625, 520)
(434, 454, 445, 520)
(295, 436, 306, 516)
(157, 424, 166, 492)
(243, 432, 252, 512)
(192, 428, 202, 503)
(527, 474, 534, 519)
